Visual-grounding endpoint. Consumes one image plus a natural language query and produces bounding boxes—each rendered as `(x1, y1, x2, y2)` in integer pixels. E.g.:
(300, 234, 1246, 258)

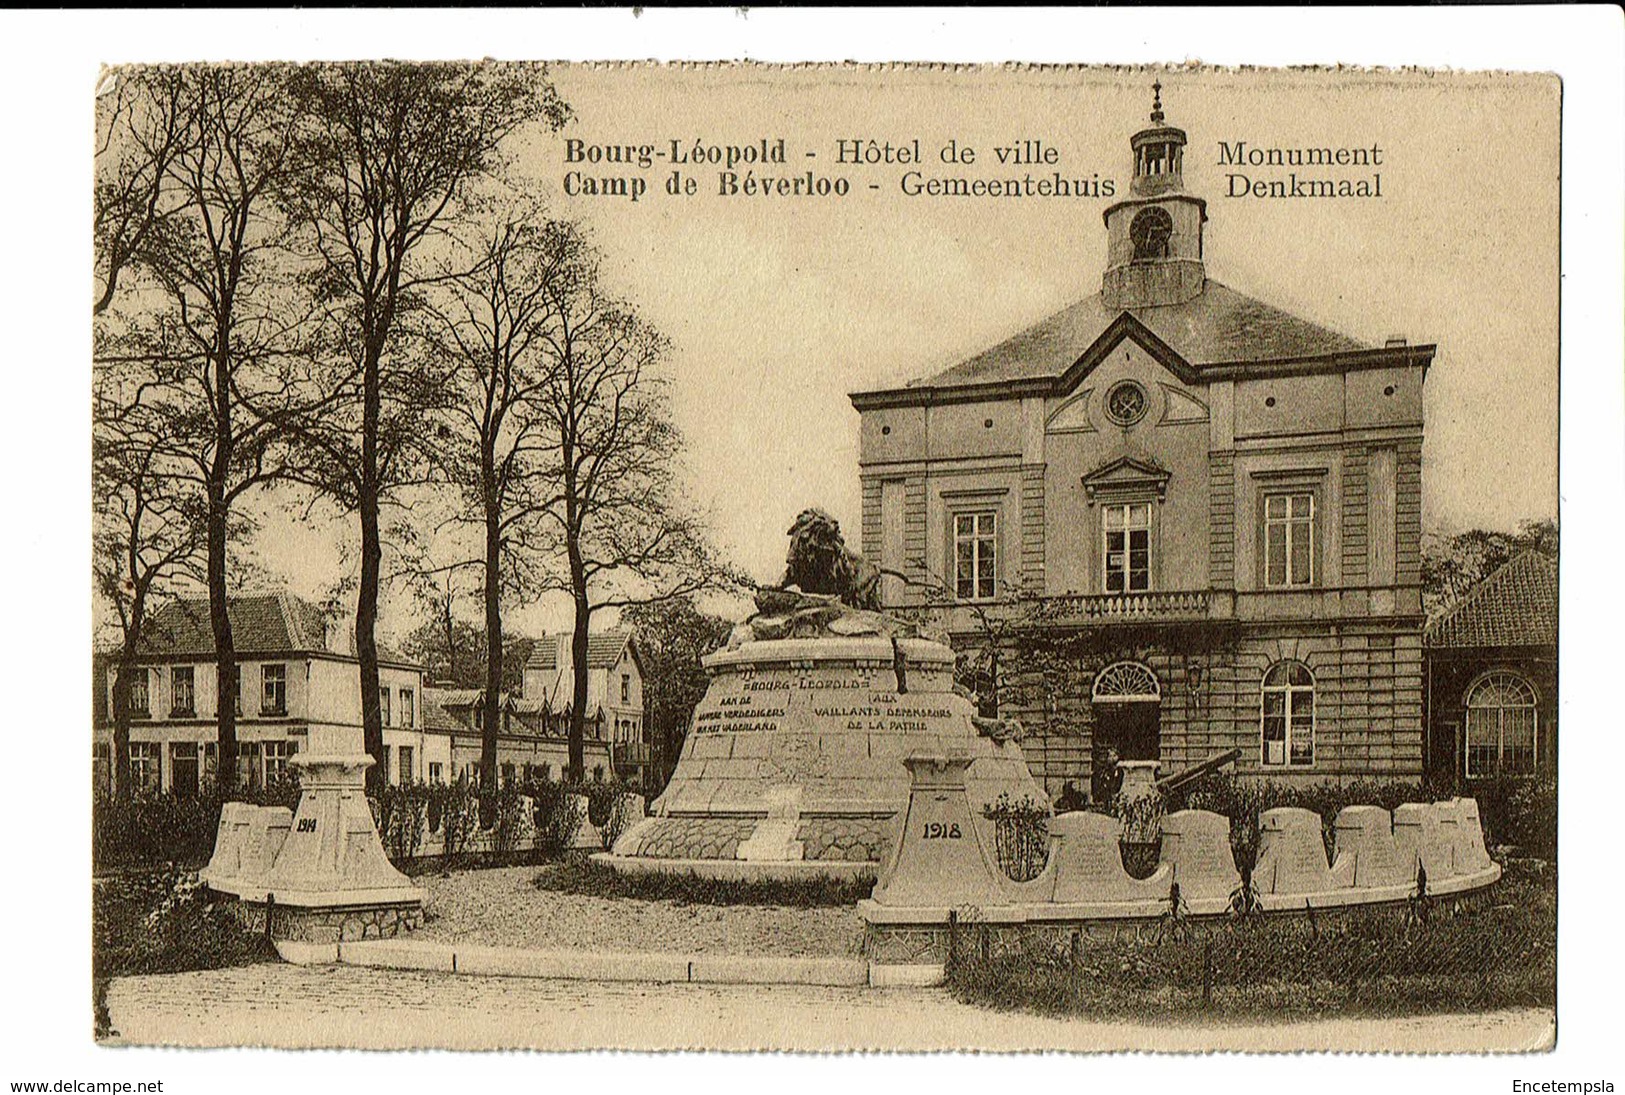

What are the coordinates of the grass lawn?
(947, 858, 1555, 1021)
(533, 855, 874, 907)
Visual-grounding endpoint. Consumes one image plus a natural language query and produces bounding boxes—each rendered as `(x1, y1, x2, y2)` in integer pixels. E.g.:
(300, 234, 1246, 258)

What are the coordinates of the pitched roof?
(587, 631, 633, 669)
(418, 689, 467, 733)
(1425, 552, 1558, 649)
(138, 593, 419, 668)
(525, 636, 560, 672)
(524, 630, 634, 672)
(141, 593, 328, 656)
(900, 279, 1374, 391)
(420, 686, 599, 734)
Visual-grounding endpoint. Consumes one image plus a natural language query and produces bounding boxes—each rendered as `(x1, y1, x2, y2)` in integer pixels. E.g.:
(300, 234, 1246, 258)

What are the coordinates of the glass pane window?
(171, 666, 195, 717)
(379, 687, 392, 728)
(1465, 672, 1539, 777)
(262, 664, 287, 715)
(1261, 661, 1315, 767)
(953, 511, 997, 600)
(238, 742, 264, 788)
(399, 688, 415, 729)
(128, 668, 150, 718)
(263, 740, 296, 783)
(129, 742, 161, 793)
(1103, 503, 1151, 593)
(398, 745, 414, 785)
(1265, 492, 1315, 587)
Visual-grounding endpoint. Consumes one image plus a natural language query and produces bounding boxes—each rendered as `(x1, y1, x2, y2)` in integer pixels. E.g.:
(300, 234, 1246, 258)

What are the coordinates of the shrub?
(94, 865, 273, 981)
(489, 783, 534, 854)
(578, 777, 630, 830)
(600, 792, 646, 853)
(1110, 792, 1166, 845)
(527, 779, 585, 858)
(983, 792, 1050, 882)
(377, 783, 429, 862)
(92, 776, 305, 872)
(1461, 775, 1557, 859)
(430, 780, 479, 859)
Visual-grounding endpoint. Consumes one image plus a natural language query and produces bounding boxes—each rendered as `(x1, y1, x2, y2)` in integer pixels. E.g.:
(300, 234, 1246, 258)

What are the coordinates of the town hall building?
(850, 90, 1432, 800)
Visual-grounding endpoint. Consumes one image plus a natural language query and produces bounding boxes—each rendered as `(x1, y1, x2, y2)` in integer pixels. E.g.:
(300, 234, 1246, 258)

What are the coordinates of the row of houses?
(92, 593, 654, 796)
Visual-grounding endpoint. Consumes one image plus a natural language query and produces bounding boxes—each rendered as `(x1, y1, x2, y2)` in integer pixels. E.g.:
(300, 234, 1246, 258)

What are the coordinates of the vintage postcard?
(87, 58, 1562, 1057)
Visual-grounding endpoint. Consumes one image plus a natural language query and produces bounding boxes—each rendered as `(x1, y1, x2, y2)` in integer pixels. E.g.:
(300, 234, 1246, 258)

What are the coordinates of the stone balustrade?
(1040, 589, 1210, 623)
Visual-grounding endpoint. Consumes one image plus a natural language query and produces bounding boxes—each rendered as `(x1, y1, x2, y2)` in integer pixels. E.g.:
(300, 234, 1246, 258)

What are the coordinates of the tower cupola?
(1129, 81, 1188, 197)
(1102, 82, 1208, 310)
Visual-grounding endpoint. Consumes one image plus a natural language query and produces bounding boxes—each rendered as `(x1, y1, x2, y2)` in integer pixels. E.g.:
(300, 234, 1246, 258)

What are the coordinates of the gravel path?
(413, 865, 864, 958)
(104, 965, 1558, 1052)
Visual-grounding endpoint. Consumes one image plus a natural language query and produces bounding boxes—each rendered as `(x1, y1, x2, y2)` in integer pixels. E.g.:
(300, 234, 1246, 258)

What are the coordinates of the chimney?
(1384, 335, 1407, 347)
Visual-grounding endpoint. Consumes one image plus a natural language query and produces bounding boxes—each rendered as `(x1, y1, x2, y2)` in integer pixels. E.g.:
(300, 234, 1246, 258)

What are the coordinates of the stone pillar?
(1157, 809, 1240, 902)
(261, 754, 422, 906)
(1330, 805, 1409, 889)
(1254, 807, 1334, 895)
(870, 753, 1010, 909)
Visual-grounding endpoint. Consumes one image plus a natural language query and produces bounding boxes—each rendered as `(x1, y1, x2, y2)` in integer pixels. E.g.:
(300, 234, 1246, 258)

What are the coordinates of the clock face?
(1130, 206, 1174, 260)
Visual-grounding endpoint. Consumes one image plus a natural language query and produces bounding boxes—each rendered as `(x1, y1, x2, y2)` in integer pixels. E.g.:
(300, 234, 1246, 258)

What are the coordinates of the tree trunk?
(209, 300, 240, 793)
(356, 349, 386, 797)
(111, 609, 142, 803)
(568, 586, 591, 782)
(480, 471, 502, 795)
(208, 485, 239, 794)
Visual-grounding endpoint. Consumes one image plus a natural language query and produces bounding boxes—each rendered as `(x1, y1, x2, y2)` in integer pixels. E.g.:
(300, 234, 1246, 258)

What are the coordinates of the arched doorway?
(1090, 661, 1161, 804)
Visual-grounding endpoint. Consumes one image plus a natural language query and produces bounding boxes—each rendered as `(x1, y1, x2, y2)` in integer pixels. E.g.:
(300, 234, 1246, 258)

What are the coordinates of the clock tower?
(1102, 83, 1208, 310)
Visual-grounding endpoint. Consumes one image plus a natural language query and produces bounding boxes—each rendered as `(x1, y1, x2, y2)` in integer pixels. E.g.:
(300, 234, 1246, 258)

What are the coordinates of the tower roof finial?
(1150, 79, 1164, 124)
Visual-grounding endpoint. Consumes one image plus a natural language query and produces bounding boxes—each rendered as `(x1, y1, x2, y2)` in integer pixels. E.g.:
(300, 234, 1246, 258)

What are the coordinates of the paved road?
(104, 963, 1556, 1052)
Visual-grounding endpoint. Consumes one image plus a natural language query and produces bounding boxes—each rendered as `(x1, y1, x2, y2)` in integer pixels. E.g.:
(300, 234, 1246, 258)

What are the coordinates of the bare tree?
(530, 228, 741, 778)
(420, 210, 569, 789)
(282, 62, 568, 794)
(97, 64, 326, 791)
(94, 67, 185, 316)
(92, 395, 207, 800)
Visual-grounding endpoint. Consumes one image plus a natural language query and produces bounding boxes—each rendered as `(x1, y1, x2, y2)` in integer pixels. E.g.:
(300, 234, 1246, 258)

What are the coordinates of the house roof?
(1425, 552, 1558, 650)
(524, 630, 635, 672)
(420, 686, 599, 735)
(137, 593, 418, 668)
(918, 280, 1372, 389)
(418, 689, 466, 733)
(849, 279, 1436, 413)
(142, 594, 328, 656)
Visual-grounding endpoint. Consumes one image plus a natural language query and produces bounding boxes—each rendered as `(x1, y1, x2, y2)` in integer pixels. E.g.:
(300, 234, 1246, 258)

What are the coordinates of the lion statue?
(781, 507, 883, 611)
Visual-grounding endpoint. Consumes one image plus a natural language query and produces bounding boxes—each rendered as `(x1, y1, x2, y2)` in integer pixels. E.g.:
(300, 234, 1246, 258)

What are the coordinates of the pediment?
(1081, 454, 1172, 504)
(1055, 312, 1202, 395)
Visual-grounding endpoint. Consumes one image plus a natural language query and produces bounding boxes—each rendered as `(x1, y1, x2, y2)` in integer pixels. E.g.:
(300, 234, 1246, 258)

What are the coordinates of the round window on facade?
(1104, 381, 1149, 427)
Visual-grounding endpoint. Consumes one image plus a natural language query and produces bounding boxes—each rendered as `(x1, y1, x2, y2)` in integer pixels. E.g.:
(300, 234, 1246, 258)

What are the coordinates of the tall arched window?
(1465, 672, 1538, 777)
(1261, 661, 1314, 768)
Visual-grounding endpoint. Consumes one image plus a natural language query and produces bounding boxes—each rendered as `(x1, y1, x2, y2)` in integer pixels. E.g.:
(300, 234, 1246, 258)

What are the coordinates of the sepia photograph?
(86, 57, 1562, 1053)
(5, 5, 1623, 1089)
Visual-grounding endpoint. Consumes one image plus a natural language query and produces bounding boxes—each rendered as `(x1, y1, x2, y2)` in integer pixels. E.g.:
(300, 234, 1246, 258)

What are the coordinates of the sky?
(245, 64, 1560, 642)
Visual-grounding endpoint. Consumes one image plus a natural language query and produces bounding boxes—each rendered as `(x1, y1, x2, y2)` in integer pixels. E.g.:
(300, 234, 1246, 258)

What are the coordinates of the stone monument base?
(200, 753, 425, 963)
(224, 894, 424, 946)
